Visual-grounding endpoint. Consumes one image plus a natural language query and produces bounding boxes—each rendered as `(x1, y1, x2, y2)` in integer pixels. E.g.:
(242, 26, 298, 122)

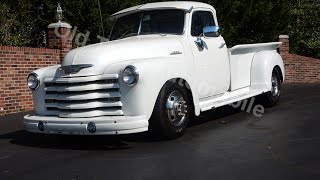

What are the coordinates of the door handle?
(219, 43, 226, 48)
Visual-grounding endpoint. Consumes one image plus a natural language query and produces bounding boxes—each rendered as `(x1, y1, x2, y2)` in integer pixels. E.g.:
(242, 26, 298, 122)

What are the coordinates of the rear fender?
(251, 51, 285, 91)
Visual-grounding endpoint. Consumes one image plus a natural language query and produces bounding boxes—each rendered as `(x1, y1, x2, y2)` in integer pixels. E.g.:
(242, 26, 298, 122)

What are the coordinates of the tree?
(288, 0, 320, 58)
(0, 0, 319, 58)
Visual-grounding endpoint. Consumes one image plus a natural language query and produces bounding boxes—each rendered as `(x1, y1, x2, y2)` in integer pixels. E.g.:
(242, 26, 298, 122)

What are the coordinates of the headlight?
(27, 73, 40, 90)
(122, 65, 139, 86)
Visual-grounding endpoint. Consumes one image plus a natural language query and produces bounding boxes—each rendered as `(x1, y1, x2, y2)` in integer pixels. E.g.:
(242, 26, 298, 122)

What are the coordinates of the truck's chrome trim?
(43, 74, 123, 117)
(44, 74, 119, 83)
(61, 64, 93, 74)
(44, 83, 119, 92)
(45, 92, 121, 101)
(45, 101, 122, 110)
(170, 50, 182, 55)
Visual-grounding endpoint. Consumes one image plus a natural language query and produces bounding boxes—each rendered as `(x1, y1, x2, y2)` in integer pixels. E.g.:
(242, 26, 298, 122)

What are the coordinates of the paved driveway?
(0, 84, 319, 180)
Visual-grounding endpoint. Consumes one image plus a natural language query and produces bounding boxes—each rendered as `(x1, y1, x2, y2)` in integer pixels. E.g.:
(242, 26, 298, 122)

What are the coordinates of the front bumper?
(24, 115, 149, 135)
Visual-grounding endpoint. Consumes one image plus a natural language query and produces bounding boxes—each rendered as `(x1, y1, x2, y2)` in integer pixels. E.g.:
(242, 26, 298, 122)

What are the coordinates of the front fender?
(251, 51, 285, 91)
(31, 65, 61, 115)
(104, 57, 199, 119)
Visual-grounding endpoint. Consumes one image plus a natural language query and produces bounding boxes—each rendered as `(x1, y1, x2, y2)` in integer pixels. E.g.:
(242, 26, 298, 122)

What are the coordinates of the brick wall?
(0, 24, 72, 116)
(0, 46, 60, 115)
(279, 35, 320, 83)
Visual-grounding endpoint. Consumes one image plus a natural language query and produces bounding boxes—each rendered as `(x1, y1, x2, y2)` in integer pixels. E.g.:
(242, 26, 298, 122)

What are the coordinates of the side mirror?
(203, 26, 220, 37)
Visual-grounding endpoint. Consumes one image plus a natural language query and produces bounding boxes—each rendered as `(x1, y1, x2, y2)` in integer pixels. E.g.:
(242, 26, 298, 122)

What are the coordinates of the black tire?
(259, 69, 282, 107)
(149, 81, 191, 139)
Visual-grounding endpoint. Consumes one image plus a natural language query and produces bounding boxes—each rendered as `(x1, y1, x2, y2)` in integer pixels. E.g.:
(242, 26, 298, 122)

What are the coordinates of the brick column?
(279, 35, 291, 64)
(48, 22, 72, 62)
(279, 35, 289, 55)
(279, 35, 292, 82)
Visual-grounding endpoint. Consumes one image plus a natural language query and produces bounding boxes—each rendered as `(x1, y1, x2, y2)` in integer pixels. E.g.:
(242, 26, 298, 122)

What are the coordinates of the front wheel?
(149, 81, 191, 139)
(259, 69, 282, 107)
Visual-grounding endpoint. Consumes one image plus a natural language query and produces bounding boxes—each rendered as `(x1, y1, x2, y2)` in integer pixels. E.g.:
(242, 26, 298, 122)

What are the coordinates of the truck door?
(188, 10, 230, 98)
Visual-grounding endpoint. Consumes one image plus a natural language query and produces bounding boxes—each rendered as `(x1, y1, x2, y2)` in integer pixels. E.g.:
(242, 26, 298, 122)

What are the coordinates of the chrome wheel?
(149, 81, 191, 139)
(271, 76, 280, 97)
(258, 69, 281, 107)
(166, 90, 188, 127)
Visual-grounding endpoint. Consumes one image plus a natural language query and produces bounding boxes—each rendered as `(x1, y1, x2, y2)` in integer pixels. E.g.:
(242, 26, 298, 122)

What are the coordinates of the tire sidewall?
(267, 69, 282, 105)
(150, 81, 191, 138)
(161, 83, 190, 134)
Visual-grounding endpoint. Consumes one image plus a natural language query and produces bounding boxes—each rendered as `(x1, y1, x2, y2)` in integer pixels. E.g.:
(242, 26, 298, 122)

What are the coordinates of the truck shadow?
(0, 130, 133, 150)
(0, 104, 250, 151)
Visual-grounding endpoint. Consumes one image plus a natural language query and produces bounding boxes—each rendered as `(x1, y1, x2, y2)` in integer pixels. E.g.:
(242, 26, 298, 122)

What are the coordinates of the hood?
(59, 35, 184, 77)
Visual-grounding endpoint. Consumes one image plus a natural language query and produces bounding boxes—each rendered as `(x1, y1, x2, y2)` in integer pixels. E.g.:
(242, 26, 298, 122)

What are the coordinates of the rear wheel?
(149, 81, 191, 139)
(259, 69, 282, 107)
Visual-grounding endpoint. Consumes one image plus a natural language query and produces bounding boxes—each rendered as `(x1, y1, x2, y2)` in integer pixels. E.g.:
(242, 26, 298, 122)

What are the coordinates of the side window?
(191, 11, 215, 37)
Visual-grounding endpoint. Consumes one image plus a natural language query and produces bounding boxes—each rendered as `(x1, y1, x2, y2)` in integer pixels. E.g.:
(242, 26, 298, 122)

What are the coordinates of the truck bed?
(228, 42, 282, 90)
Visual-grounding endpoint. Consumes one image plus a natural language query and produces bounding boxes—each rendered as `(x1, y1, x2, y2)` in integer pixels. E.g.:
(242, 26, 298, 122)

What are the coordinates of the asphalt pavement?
(0, 84, 319, 180)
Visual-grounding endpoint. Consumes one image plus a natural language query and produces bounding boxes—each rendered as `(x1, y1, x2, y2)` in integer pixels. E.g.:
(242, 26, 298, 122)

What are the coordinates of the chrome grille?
(44, 74, 123, 118)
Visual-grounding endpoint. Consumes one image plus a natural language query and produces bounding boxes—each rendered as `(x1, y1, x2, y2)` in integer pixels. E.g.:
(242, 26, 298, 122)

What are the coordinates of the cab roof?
(111, 1, 215, 19)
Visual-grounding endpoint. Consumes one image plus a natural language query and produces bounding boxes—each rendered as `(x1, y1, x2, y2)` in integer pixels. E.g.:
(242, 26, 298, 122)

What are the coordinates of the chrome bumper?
(24, 115, 149, 135)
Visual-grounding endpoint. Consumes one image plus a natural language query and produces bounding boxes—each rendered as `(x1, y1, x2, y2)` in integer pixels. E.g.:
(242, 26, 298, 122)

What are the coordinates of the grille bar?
(44, 83, 119, 92)
(44, 74, 118, 83)
(45, 101, 122, 110)
(45, 91, 121, 101)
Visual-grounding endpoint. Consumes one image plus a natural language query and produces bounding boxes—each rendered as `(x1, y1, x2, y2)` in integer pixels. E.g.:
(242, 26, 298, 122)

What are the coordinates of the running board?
(199, 88, 267, 112)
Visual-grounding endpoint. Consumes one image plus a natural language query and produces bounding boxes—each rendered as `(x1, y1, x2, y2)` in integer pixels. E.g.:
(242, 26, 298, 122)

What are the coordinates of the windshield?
(109, 9, 185, 41)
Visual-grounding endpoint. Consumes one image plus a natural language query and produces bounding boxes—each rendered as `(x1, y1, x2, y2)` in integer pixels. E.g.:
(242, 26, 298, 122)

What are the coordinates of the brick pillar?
(279, 35, 289, 55)
(48, 22, 72, 62)
(279, 35, 291, 64)
(279, 35, 291, 83)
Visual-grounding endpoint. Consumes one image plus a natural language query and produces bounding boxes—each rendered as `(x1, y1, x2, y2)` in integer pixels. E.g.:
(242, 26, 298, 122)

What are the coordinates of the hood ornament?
(61, 64, 93, 74)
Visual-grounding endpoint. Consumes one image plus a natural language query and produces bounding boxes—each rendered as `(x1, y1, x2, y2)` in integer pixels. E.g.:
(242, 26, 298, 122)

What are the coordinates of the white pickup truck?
(24, 1, 284, 139)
